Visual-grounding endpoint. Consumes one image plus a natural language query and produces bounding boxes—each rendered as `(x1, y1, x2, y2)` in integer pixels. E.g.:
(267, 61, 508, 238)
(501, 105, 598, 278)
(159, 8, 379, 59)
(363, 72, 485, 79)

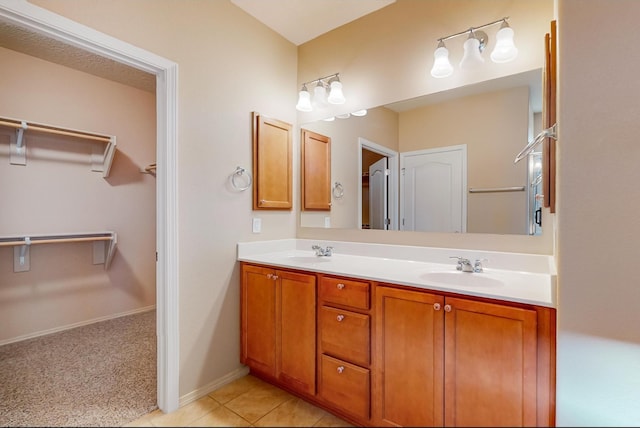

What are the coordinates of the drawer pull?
(336, 314, 345, 322)
(336, 283, 345, 290)
(337, 366, 345, 374)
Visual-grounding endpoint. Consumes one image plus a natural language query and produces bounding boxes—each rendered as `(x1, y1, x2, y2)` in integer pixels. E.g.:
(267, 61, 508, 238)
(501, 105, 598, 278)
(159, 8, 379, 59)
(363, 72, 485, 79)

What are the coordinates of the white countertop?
(237, 239, 557, 308)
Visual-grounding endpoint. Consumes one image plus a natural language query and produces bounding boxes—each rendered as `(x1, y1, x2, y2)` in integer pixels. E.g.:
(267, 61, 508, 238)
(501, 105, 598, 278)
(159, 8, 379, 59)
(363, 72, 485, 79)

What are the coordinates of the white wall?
(556, 0, 640, 425)
(0, 46, 156, 343)
(27, 0, 299, 397)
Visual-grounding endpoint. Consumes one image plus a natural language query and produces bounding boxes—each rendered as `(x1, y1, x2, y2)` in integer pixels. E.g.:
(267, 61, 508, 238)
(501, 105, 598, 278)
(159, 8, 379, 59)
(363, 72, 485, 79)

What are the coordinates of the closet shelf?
(0, 116, 117, 178)
(0, 231, 117, 272)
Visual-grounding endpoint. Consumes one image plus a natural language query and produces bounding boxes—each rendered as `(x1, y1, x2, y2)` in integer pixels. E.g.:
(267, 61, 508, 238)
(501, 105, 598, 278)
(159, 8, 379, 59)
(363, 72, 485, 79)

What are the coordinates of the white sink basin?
(420, 271, 504, 288)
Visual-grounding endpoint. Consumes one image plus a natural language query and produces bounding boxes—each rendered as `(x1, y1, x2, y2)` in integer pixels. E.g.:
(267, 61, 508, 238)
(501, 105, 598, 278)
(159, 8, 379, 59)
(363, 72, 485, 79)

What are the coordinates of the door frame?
(0, 0, 180, 413)
(400, 145, 467, 233)
(358, 137, 398, 230)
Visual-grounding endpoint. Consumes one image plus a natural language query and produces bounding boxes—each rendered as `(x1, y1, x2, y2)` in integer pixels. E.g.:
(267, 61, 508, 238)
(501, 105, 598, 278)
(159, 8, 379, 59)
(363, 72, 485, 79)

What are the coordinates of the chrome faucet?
(450, 256, 488, 273)
(450, 256, 474, 272)
(312, 245, 333, 257)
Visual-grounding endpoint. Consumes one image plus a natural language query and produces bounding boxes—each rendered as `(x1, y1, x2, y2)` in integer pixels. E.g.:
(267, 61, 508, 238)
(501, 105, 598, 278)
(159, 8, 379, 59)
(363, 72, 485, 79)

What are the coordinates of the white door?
(369, 157, 388, 230)
(400, 145, 466, 233)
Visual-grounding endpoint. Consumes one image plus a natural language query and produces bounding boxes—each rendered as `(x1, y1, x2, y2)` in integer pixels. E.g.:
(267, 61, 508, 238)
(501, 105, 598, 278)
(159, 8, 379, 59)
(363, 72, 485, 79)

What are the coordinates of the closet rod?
(0, 236, 112, 247)
(0, 118, 111, 143)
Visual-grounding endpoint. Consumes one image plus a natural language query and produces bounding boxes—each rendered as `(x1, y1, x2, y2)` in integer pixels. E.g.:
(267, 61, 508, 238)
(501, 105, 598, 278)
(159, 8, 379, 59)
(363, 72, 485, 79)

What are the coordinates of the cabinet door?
(278, 270, 316, 395)
(241, 264, 277, 377)
(252, 112, 292, 210)
(444, 297, 537, 427)
(301, 129, 331, 211)
(374, 286, 445, 427)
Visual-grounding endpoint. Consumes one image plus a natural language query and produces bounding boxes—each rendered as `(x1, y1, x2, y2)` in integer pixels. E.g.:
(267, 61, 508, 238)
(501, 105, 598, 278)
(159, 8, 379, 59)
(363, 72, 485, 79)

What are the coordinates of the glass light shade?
(430, 45, 453, 78)
(460, 37, 484, 69)
(296, 87, 312, 112)
(313, 82, 327, 107)
(490, 26, 518, 63)
(351, 109, 368, 116)
(327, 80, 346, 104)
(336, 113, 351, 119)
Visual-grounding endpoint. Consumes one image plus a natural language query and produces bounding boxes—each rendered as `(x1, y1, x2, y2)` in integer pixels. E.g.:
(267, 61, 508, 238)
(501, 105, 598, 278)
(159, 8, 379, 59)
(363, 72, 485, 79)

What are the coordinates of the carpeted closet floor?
(0, 309, 157, 427)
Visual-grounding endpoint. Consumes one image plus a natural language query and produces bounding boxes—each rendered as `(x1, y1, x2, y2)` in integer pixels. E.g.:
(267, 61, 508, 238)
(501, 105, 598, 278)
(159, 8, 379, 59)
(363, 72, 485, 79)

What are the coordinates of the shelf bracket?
(92, 232, 117, 269)
(91, 136, 117, 178)
(9, 121, 27, 165)
(13, 237, 31, 272)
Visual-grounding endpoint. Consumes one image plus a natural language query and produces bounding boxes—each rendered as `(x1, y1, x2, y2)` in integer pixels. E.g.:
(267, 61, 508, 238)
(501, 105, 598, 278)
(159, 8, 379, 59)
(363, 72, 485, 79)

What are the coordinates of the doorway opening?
(0, 1, 180, 413)
(358, 137, 398, 231)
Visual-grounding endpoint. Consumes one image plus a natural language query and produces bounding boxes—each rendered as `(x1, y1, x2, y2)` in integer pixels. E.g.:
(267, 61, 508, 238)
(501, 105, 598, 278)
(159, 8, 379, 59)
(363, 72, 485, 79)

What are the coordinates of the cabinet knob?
(337, 366, 345, 374)
(444, 304, 452, 312)
(433, 303, 441, 311)
(272, 275, 278, 280)
(266, 273, 272, 279)
(336, 283, 345, 290)
(336, 314, 345, 322)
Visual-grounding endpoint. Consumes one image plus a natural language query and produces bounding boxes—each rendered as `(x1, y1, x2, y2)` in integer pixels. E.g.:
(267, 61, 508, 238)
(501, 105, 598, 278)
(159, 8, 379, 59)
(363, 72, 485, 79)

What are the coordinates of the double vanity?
(238, 239, 556, 426)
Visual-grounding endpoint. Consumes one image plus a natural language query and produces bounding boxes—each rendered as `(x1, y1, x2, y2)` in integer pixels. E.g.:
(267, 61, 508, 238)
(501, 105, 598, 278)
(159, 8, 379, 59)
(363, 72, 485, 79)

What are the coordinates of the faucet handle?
(325, 246, 333, 256)
(473, 258, 488, 273)
(449, 256, 470, 270)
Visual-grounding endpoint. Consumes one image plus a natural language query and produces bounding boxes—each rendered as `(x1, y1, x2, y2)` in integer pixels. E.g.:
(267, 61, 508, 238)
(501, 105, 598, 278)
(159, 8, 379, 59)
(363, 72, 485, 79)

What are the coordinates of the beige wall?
(296, 0, 555, 254)
(556, 0, 640, 424)
(27, 0, 298, 398)
(0, 47, 156, 342)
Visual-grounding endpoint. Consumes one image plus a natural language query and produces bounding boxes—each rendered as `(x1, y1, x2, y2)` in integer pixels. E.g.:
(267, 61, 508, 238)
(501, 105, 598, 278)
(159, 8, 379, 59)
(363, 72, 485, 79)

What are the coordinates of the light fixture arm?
(300, 72, 340, 88)
(437, 17, 510, 43)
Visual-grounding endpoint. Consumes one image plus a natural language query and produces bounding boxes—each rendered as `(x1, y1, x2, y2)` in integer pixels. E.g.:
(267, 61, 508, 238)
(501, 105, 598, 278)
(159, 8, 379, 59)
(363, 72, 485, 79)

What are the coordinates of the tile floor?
(123, 374, 353, 427)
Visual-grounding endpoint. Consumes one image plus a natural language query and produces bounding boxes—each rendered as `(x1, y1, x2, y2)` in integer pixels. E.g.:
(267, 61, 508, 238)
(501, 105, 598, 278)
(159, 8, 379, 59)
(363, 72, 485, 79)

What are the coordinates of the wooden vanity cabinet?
(240, 263, 316, 395)
(374, 284, 555, 427)
(317, 274, 372, 422)
(240, 264, 555, 427)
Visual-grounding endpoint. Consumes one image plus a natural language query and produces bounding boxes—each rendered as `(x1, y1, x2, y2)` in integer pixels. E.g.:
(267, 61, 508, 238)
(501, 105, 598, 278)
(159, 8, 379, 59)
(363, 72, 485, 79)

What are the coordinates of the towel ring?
(332, 182, 344, 199)
(231, 166, 252, 191)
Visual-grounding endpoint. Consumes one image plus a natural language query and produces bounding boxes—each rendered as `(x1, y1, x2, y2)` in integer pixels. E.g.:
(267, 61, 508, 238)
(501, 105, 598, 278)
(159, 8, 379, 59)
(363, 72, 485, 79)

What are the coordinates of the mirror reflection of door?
(528, 151, 543, 235)
(359, 138, 398, 230)
(400, 145, 467, 233)
(369, 157, 388, 230)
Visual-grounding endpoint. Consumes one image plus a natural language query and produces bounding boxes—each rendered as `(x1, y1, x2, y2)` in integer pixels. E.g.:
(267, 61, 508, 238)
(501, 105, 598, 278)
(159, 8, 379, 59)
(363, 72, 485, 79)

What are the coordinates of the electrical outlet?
(324, 216, 331, 228)
(252, 218, 262, 233)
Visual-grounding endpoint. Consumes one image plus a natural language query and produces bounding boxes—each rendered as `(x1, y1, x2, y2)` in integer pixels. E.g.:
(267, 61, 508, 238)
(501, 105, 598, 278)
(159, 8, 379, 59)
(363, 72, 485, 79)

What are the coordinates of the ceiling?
(230, 0, 396, 45)
(0, 1, 395, 92)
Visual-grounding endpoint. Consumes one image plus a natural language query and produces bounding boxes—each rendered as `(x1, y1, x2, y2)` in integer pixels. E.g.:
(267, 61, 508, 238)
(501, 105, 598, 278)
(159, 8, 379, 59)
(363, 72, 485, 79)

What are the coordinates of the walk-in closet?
(0, 36, 157, 426)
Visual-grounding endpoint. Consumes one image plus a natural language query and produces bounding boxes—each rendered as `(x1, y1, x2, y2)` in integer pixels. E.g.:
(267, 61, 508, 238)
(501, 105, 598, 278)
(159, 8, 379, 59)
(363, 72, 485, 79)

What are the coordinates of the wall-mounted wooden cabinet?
(252, 112, 292, 210)
(301, 129, 331, 211)
(543, 20, 557, 213)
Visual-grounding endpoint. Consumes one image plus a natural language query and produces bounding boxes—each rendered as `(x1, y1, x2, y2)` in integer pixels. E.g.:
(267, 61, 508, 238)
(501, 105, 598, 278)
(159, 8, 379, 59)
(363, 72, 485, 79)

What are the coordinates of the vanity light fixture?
(296, 73, 346, 112)
(430, 17, 518, 78)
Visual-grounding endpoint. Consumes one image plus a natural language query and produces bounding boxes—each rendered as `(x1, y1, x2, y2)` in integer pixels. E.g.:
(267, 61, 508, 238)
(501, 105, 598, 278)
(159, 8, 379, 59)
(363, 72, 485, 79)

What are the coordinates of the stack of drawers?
(317, 274, 372, 422)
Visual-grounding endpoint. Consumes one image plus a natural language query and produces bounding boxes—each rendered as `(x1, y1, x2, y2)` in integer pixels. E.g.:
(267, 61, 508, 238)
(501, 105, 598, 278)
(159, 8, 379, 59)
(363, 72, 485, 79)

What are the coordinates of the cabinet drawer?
(319, 276, 370, 310)
(319, 354, 370, 421)
(320, 306, 370, 366)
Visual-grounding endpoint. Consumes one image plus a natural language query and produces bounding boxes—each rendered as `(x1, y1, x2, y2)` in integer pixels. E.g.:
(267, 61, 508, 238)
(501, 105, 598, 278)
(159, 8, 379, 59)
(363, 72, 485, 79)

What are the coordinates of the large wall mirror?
(300, 69, 543, 236)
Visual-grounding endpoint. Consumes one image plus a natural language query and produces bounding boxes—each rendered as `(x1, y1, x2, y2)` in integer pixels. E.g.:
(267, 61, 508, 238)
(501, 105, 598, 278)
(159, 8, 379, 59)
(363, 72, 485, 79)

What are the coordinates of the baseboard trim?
(178, 366, 250, 408)
(0, 305, 156, 347)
